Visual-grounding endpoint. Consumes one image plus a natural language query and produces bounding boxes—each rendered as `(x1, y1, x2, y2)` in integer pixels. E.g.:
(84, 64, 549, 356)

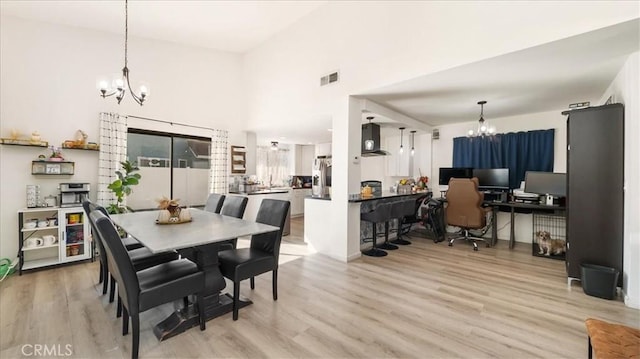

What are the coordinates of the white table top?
(111, 208, 279, 254)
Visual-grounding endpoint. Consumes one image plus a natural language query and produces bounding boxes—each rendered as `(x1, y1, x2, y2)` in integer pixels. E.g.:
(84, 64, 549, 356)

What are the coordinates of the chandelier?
(98, 0, 148, 106)
(468, 100, 495, 136)
(270, 141, 279, 151)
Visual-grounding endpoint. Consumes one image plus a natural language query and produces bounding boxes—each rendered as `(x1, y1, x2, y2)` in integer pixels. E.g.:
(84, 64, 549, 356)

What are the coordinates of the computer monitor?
(439, 167, 473, 185)
(524, 171, 566, 197)
(473, 168, 510, 190)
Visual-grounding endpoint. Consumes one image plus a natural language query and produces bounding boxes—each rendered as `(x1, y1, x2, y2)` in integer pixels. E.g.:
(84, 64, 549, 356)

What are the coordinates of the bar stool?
(390, 199, 414, 245)
(361, 202, 392, 257)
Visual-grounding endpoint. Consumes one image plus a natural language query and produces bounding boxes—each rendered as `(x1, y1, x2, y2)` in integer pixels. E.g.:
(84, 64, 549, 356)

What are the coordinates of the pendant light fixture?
(468, 100, 495, 136)
(364, 116, 375, 151)
(98, 0, 148, 106)
(399, 127, 405, 154)
(410, 130, 416, 156)
(270, 141, 279, 151)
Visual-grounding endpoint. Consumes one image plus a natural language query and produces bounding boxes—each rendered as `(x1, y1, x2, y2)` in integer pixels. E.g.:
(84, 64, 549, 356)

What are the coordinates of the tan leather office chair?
(445, 177, 490, 251)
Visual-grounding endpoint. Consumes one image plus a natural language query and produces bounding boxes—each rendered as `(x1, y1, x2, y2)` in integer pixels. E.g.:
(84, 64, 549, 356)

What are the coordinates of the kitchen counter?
(229, 189, 290, 195)
(306, 195, 331, 201)
(226, 191, 291, 236)
(348, 191, 429, 202)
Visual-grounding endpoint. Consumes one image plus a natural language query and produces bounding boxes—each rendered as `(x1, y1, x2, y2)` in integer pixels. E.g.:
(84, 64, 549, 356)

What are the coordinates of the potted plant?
(107, 160, 141, 214)
(48, 146, 64, 161)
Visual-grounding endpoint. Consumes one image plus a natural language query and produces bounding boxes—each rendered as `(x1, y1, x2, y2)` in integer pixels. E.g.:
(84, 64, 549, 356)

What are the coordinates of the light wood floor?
(1, 218, 638, 358)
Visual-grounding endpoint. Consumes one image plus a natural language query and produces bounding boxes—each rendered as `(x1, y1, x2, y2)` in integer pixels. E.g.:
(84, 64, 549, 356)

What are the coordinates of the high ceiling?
(0, 0, 327, 53)
(359, 19, 639, 128)
(2, 2, 638, 145)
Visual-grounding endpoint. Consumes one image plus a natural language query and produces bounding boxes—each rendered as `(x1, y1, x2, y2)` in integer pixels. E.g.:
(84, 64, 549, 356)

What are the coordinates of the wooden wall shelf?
(231, 145, 246, 174)
(1, 139, 49, 147)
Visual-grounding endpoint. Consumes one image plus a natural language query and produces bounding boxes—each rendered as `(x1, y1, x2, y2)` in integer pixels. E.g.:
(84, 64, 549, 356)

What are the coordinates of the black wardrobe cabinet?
(565, 103, 624, 287)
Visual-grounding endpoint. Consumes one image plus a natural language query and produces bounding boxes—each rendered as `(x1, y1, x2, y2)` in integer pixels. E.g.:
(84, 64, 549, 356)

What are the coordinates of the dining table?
(110, 208, 280, 340)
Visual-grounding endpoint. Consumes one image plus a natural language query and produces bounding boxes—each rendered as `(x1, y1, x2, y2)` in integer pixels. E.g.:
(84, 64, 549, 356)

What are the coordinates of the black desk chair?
(83, 201, 177, 298)
(361, 202, 393, 257)
(218, 199, 290, 320)
(204, 193, 226, 214)
(91, 211, 206, 359)
(219, 196, 249, 250)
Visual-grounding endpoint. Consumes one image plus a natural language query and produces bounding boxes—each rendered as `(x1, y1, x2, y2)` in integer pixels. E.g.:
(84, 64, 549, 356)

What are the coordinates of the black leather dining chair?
(204, 193, 226, 214)
(83, 201, 178, 302)
(91, 211, 206, 359)
(218, 199, 290, 320)
(219, 196, 249, 250)
(83, 202, 144, 293)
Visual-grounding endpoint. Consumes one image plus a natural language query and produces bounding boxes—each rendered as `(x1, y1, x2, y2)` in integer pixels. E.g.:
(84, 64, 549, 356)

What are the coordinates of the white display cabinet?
(18, 207, 92, 274)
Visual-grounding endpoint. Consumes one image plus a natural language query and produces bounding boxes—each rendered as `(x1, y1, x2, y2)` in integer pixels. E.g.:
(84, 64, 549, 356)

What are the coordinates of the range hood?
(361, 123, 390, 156)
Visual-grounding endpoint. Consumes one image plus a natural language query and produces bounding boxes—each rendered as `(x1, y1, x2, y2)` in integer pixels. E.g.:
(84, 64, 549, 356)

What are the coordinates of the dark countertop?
(306, 195, 331, 201)
(348, 191, 428, 203)
(229, 189, 290, 195)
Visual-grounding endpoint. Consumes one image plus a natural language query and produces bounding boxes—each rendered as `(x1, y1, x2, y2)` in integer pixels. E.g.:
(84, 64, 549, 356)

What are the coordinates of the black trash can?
(581, 263, 619, 300)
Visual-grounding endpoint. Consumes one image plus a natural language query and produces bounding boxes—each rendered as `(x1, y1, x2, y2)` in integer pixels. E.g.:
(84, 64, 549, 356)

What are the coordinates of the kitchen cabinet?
(18, 206, 92, 274)
(296, 145, 315, 175)
(291, 188, 311, 217)
(385, 135, 409, 177)
(229, 191, 291, 235)
(315, 143, 331, 157)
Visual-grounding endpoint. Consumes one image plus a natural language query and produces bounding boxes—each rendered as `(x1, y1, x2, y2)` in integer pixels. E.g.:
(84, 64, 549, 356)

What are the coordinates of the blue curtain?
(453, 129, 554, 188)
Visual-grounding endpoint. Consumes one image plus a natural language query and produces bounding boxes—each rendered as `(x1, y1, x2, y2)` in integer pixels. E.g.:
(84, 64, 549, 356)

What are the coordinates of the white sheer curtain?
(256, 146, 290, 187)
(97, 113, 128, 207)
(209, 129, 228, 194)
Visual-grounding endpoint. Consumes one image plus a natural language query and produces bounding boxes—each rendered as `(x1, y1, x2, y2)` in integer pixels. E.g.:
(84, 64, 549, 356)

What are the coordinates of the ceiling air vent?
(432, 129, 440, 140)
(320, 71, 339, 86)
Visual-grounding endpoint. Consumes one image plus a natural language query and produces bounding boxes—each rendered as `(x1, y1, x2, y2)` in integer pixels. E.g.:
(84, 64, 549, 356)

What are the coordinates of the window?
(452, 129, 554, 188)
(256, 146, 290, 187)
(126, 130, 211, 210)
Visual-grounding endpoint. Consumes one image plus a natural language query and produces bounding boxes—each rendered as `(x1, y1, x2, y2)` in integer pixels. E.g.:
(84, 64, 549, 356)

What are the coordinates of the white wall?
(599, 51, 639, 309)
(244, 2, 637, 132)
(244, 1, 638, 262)
(0, 16, 245, 259)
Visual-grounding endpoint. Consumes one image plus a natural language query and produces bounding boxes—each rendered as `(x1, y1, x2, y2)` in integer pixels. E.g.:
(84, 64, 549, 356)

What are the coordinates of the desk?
(111, 208, 279, 340)
(484, 201, 565, 249)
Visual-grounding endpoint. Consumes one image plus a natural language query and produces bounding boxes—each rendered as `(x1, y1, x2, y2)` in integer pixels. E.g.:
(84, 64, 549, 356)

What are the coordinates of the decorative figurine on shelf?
(48, 146, 64, 161)
(10, 129, 20, 140)
(30, 131, 41, 145)
(75, 129, 88, 147)
(156, 196, 191, 224)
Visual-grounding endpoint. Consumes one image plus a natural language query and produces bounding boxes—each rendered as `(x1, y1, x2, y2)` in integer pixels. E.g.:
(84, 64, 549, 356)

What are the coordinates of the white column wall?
(599, 51, 639, 309)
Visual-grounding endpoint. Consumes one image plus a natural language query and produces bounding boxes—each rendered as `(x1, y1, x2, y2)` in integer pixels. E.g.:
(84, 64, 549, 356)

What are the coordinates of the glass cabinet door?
(59, 208, 91, 262)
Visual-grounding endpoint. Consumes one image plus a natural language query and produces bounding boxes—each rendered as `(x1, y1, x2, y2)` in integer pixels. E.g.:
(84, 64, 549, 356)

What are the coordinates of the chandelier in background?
(270, 141, 279, 151)
(468, 100, 495, 137)
(98, 0, 148, 106)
